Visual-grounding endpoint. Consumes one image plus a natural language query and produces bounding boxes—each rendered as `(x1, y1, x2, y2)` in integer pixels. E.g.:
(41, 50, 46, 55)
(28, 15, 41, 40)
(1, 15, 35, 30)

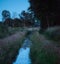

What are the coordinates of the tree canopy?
(2, 10, 11, 21)
(29, 0, 60, 30)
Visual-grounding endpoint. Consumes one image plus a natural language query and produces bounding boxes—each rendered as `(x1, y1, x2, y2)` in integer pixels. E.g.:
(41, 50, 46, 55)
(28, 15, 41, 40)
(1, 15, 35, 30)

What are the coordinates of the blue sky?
(0, 0, 30, 21)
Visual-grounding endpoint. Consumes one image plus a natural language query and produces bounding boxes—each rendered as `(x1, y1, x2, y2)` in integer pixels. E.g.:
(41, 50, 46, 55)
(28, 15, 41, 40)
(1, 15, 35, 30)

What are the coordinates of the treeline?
(0, 10, 37, 27)
(3, 18, 34, 27)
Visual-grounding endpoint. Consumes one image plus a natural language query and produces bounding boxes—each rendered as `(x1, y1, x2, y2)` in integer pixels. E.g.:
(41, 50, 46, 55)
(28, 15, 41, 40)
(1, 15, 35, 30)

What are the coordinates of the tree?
(2, 10, 11, 21)
(4, 18, 13, 27)
(19, 10, 35, 27)
(13, 18, 23, 27)
(29, 0, 60, 31)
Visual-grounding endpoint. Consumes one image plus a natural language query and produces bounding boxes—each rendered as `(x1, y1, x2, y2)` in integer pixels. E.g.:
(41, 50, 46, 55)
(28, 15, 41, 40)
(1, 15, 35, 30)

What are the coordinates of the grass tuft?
(30, 31, 58, 64)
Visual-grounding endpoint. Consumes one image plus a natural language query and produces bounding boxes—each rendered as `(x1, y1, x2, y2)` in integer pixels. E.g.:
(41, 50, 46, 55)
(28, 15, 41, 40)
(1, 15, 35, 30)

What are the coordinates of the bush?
(30, 32, 58, 64)
(44, 27, 60, 42)
(0, 24, 9, 38)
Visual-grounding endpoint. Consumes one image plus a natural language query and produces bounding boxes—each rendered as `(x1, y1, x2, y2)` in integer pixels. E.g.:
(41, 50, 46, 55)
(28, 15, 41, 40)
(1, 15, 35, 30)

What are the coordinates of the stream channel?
(13, 31, 32, 64)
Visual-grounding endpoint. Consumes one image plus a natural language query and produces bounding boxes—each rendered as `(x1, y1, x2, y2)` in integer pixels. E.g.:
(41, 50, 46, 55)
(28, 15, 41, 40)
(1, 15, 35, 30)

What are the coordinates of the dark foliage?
(29, 0, 60, 30)
(2, 10, 11, 21)
(4, 18, 13, 27)
(13, 18, 23, 27)
(19, 10, 35, 27)
(1, 10, 37, 27)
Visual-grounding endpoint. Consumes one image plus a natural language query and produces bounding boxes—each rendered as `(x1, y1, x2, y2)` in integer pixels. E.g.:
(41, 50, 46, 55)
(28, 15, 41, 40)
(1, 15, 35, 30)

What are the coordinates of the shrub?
(44, 27, 60, 42)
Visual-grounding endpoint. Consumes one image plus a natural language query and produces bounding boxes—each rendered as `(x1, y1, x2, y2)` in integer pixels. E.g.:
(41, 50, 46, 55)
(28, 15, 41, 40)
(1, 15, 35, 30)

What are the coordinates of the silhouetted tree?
(4, 18, 13, 27)
(13, 18, 23, 27)
(29, 0, 60, 31)
(19, 10, 35, 27)
(2, 10, 11, 21)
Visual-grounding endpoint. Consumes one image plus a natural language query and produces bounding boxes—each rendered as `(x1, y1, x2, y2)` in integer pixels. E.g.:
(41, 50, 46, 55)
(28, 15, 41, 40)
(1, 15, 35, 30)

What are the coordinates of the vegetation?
(0, 24, 9, 38)
(29, 0, 60, 31)
(30, 32, 58, 64)
(44, 27, 60, 42)
(2, 10, 11, 21)
(0, 32, 26, 64)
(0, 1, 60, 64)
(1, 10, 36, 27)
(0, 23, 25, 39)
(19, 10, 35, 27)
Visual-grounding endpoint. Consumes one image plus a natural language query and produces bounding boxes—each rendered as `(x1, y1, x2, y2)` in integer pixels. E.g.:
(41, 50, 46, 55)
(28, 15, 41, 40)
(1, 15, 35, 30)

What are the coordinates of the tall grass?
(30, 32, 58, 64)
(0, 24, 24, 39)
(0, 24, 9, 38)
(0, 32, 26, 64)
(44, 27, 60, 42)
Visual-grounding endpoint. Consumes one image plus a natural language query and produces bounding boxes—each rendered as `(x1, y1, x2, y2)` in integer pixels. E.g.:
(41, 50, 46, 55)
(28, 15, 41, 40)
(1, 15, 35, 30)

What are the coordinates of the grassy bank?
(30, 31, 58, 64)
(0, 32, 26, 64)
(0, 24, 24, 39)
(44, 27, 60, 42)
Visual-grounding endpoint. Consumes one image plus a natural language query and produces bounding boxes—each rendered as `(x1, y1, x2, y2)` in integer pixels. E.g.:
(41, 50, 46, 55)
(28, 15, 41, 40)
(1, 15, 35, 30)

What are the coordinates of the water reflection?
(13, 39, 31, 64)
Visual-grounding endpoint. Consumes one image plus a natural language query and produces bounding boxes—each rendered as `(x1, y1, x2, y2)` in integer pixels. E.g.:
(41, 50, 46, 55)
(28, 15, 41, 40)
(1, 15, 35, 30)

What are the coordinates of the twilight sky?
(0, 0, 30, 21)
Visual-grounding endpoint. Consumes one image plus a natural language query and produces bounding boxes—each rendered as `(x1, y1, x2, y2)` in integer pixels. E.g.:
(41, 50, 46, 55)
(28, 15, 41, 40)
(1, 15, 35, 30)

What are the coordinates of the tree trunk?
(40, 16, 48, 31)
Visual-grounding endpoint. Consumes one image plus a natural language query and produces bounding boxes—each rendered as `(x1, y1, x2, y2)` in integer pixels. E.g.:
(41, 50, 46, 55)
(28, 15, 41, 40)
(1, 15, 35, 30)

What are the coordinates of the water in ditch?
(13, 38, 32, 64)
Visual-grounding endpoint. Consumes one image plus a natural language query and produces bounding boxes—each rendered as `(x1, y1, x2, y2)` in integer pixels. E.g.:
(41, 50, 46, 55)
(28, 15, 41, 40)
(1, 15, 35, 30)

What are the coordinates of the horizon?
(0, 0, 30, 21)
